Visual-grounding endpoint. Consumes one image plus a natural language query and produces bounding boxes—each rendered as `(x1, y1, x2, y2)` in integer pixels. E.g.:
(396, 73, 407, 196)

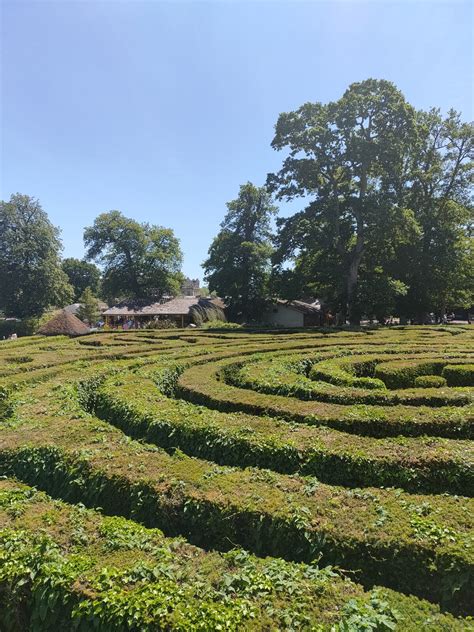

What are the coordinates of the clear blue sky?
(1, 1, 473, 282)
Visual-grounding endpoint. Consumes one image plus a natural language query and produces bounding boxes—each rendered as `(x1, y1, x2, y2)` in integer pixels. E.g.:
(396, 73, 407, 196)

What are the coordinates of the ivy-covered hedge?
(1, 326, 473, 625)
(81, 372, 474, 496)
(2, 481, 470, 632)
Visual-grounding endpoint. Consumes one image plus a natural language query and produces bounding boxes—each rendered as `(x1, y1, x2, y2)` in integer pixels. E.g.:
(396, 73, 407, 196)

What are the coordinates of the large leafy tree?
(396, 109, 474, 321)
(203, 183, 277, 321)
(0, 194, 74, 318)
(268, 79, 418, 324)
(84, 211, 183, 301)
(61, 257, 101, 301)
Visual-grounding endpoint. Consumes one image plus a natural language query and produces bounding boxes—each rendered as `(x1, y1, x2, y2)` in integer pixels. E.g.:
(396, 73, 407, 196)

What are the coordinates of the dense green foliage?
(443, 364, 474, 387)
(61, 257, 101, 300)
(396, 109, 474, 321)
(203, 182, 277, 321)
(1, 481, 467, 632)
(0, 327, 473, 628)
(76, 287, 100, 324)
(0, 195, 74, 317)
(84, 210, 184, 302)
(268, 80, 473, 324)
(414, 375, 447, 388)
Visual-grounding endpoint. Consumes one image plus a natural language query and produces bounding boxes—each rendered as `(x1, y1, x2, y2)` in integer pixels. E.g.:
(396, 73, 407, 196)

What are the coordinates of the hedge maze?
(0, 326, 473, 630)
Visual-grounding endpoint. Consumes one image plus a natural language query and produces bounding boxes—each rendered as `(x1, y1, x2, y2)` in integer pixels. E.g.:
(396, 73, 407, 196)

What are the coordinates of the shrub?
(414, 375, 447, 388)
(145, 318, 177, 330)
(374, 361, 446, 389)
(1, 324, 474, 621)
(86, 371, 474, 495)
(0, 318, 39, 339)
(0, 481, 468, 631)
(179, 358, 473, 438)
(309, 360, 386, 390)
(442, 364, 474, 387)
(228, 356, 469, 407)
(202, 320, 242, 329)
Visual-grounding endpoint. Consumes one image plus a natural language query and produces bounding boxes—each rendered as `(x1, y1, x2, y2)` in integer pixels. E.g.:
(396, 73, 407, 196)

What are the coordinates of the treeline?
(205, 80, 473, 324)
(0, 201, 184, 328)
(1, 79, 473, 326)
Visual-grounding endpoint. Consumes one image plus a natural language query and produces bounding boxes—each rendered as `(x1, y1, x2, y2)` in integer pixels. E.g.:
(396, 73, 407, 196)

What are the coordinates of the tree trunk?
(122, 246, 141, 297)
(346, 215, 365, 325)
(346, 168, 367, 326)
(416, 311, 430, 325)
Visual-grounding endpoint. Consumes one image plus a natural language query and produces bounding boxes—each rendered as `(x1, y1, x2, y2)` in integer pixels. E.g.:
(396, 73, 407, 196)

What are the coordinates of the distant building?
(181, 278, 200, 297)
(262, 299, 324, 328)
(103, 296, 223, 328)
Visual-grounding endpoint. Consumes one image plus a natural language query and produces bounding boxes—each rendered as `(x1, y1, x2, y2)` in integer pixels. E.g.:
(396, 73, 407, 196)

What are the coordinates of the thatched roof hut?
(37, 310, 90, 337)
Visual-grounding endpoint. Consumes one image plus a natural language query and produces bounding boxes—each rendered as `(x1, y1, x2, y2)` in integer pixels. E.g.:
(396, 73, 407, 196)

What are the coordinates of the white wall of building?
(263, 304, 304, 328)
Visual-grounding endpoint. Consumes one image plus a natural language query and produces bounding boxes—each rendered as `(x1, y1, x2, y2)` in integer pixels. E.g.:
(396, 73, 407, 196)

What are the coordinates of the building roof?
(64, 301, 108, 315)
(276, 299, 322, 315)
(153, 297, 203, 315)
(103, 296, 202, 317)
(37, 310, 90, 336)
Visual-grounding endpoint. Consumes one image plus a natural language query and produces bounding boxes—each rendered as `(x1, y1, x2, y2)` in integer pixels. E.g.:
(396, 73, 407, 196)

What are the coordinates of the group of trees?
(204, 79, 473, 324)
(1, 79, 472, 326)
(0, 201, 185, 321)
(0, 194, 74, 318)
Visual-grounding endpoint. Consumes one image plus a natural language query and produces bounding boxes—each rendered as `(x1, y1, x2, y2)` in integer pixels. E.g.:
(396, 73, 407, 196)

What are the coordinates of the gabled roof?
(151, 297, 202, 315)
(276, 299, 322, 315)
(103, 296, 202, 317)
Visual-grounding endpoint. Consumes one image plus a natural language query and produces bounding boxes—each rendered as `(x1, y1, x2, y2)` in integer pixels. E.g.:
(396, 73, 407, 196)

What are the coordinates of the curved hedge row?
(177, 358, 474, 438)
(2, 480, 470, 632)
(83, 370, 474, 496)
(443, 364, 474, 387)
(225, 354, 473, 407)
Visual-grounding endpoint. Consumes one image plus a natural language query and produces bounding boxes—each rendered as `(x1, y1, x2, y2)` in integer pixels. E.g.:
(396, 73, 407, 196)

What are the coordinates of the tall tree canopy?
(268, 79, 417, 323)
(203, 183, 277, 321)
(396, 108, 474, 321)
(268, 79, 473, 323)
(84, 211, 183, 301)
(61, 257, 101, 301)
(0, 194, 73, 318)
